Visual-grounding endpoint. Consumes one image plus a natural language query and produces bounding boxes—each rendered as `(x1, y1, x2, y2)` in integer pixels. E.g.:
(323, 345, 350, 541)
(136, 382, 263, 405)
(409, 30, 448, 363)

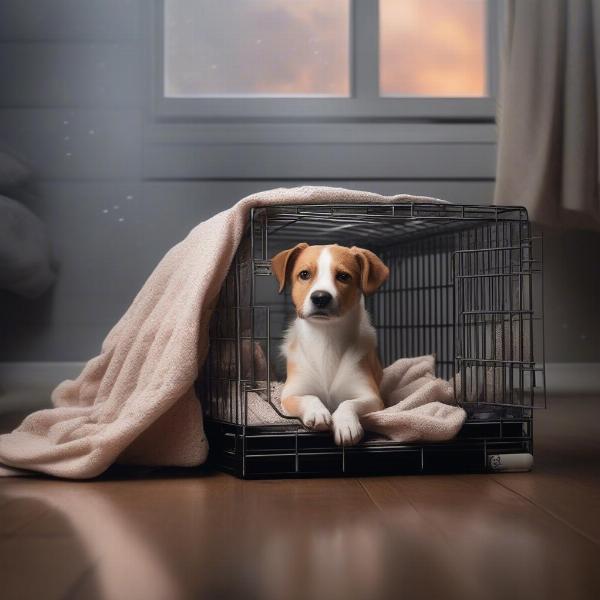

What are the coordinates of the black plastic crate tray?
(205, 417, 532, 479)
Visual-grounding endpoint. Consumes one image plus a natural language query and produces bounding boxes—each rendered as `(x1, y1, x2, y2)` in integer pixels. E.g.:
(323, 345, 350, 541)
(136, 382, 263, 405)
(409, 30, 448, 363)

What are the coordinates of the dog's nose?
(310, 291, 332, 308)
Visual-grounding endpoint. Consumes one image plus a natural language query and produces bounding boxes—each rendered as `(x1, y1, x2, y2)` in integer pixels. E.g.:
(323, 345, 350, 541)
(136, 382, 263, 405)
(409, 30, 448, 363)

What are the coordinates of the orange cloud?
(380, 0, 486, 96)
(165, 0, 350, 96)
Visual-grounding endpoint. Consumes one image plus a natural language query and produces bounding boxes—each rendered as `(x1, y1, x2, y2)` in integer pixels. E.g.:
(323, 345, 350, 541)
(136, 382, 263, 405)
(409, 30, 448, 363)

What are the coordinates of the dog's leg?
(282, 394, 332, 431)
(332, 395, 382, 446)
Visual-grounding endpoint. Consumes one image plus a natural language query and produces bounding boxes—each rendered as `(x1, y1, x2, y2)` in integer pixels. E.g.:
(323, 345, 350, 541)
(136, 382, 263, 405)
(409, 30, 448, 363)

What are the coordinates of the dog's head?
(271, 243, 389, 321)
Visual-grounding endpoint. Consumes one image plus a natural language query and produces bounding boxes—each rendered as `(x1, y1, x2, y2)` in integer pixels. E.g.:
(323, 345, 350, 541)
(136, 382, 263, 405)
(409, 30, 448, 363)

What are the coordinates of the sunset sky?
(165, 0, 485, 98)
(380, 0, 485, 96)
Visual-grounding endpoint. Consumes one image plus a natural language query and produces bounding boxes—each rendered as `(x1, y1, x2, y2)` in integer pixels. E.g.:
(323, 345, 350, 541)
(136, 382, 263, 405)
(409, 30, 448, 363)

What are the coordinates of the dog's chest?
(289, 330, 371, 409)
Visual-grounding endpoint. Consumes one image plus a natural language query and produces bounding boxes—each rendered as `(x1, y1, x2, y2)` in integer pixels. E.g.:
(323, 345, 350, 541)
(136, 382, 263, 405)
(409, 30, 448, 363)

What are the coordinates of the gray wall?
(543, 229, 600, 363)
(0, 0, 598, 365)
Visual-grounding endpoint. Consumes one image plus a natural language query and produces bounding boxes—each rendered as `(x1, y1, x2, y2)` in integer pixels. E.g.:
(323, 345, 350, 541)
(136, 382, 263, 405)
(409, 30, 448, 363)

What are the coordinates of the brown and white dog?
(271, 243, 389, 446)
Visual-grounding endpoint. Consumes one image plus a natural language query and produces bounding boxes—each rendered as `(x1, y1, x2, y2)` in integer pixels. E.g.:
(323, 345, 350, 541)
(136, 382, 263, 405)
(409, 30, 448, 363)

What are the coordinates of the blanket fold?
(246, 354, 466, 443)
(0, 186, 460, 479)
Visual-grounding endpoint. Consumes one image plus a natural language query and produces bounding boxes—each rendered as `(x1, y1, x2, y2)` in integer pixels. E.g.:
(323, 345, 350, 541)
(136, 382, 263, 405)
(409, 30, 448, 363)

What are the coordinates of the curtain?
(495, 0, 600, 229)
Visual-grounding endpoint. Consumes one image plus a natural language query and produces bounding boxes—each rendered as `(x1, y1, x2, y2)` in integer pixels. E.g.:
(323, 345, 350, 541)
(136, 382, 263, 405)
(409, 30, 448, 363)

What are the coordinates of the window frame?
(147, 0, 499, 124)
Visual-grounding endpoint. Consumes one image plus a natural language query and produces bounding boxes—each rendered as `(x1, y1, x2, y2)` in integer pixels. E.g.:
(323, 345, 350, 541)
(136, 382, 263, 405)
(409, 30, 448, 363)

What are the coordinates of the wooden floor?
(1, 396, 599, 600)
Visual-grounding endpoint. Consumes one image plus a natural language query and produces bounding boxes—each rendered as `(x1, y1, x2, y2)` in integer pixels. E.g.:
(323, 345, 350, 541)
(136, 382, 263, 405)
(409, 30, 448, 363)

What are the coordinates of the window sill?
(144, 119, 497, 147)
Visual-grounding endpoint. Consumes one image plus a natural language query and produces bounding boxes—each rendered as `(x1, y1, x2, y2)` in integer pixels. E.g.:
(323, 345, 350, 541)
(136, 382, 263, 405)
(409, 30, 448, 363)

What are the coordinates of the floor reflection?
(3, 479, 183, 600)
(1, 472, 599, 600)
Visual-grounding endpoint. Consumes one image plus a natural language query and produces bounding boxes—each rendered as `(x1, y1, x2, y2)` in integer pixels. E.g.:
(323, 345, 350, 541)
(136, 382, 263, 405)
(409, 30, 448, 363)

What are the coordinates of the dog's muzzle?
(304, 290, 337, 319)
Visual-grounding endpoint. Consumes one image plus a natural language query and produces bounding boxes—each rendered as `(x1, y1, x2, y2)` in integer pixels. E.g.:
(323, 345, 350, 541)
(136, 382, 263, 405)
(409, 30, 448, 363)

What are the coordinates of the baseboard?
(0, 361, 598, 415)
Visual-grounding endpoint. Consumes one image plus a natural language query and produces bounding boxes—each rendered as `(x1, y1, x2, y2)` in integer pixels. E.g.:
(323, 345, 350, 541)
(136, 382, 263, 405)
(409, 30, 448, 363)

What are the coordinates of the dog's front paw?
(301, 400, 332, 432)
(332, 410, 363, 446)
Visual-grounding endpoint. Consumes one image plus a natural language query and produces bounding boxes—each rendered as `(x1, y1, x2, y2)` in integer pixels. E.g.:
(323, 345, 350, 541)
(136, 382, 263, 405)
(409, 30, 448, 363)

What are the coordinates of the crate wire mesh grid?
(198, 203, 546, 478)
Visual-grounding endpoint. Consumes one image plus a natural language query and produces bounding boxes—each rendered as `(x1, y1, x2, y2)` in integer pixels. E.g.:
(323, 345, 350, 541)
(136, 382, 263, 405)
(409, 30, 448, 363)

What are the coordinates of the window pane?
(164, 0, 350, 97)
(379, 0, 486, 97)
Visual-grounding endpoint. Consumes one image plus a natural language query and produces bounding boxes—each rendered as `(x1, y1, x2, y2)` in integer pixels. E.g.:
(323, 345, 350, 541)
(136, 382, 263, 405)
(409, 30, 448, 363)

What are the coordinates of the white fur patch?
(302, 247, 337, 317)
(282, 303, 375, 412)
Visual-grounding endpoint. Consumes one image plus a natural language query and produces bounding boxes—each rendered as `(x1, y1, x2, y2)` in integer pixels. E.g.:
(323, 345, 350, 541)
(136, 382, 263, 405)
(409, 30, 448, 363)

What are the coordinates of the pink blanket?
(0, 186, 465, 478)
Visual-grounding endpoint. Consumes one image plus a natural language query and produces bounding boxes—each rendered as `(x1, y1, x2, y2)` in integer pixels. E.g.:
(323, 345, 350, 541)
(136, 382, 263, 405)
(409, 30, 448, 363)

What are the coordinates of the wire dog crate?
(199, 203, 546, 478)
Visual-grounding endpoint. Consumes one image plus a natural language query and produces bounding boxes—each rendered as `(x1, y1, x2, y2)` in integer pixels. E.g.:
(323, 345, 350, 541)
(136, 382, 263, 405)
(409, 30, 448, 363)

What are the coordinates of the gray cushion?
(0, 151, 30, 191)
(0, 194, 57, 297)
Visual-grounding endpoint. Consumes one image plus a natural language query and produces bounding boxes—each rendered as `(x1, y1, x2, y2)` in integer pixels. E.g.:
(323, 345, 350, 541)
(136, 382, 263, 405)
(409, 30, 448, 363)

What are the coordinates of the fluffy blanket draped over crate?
(0, 186, 466, 479)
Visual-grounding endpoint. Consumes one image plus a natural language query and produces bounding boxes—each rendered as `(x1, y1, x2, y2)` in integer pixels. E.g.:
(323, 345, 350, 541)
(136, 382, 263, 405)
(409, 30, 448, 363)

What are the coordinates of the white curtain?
(494, 0, 600, 229)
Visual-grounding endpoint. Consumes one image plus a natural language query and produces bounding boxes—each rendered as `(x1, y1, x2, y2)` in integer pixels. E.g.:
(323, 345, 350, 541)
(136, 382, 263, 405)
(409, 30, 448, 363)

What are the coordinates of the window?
(153, 0, 497, 121)
(379, 0, 486, 97)
(164, 0, 351, 97)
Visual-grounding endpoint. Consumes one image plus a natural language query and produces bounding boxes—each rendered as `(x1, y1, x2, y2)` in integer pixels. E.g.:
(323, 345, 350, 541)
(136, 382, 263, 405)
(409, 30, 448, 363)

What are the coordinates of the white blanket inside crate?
(247, 355, 467, 443)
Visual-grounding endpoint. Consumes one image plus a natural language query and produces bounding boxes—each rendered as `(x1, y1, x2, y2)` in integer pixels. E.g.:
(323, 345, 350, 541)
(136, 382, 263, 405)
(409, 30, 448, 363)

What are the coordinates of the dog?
(271, 243, 389, 446)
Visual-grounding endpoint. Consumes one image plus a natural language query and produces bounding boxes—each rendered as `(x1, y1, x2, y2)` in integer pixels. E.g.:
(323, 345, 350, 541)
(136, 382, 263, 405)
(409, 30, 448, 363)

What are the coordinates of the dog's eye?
(336, 272, 351, 282)
(298, 270, 311, 281)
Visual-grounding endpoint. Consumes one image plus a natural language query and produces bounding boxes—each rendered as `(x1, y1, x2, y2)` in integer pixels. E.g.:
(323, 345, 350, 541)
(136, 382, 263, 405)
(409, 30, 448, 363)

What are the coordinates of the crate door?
(453, 230, 546, 408)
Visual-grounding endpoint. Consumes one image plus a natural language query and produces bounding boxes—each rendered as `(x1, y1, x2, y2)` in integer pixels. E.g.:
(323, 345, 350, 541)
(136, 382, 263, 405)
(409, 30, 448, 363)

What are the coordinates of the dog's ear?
(271, 243, 308, 293)
(350, 247, 389, 295)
